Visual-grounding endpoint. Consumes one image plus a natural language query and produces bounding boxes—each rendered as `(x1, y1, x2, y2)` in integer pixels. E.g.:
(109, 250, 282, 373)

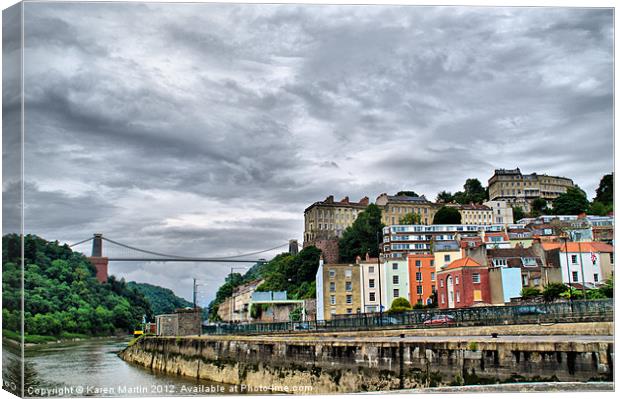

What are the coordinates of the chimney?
(359, 196, 369, 205)
(340, 196, 350, 204)
(325, 195, 334, 203)
(355, 255, 361, 264)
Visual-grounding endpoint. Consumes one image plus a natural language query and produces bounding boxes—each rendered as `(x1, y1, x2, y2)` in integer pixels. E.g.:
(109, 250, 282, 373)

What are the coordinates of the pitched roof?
(440, 257, 483, 271)
(541, 242, 614, 253)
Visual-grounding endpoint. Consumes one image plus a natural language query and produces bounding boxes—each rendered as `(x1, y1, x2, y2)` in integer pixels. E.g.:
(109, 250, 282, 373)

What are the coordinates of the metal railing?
(202, 299, 613, 336)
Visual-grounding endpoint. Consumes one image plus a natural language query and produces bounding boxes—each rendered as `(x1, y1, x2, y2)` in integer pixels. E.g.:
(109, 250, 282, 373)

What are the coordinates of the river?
(2, 337, 240, 397)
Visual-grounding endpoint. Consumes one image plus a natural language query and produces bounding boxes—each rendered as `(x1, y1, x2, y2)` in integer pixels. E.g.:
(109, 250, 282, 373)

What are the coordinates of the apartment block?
(457, 203, 494, 225)
(304, 195, 369, 244)
(376, 193, 437, 226)
(488, 168, 574, 212)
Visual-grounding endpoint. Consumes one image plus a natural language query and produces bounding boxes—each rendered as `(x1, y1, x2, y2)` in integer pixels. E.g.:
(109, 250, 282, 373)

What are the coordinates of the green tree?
(598, 278, 613, 298)
(463, 178, 487, 204)
(589, 201, 613, 216)
(338, 204, 384, 262)
(433, 206, 462, 224)
(552, 187, 589, 215)
(520, 286, 541, 299)
(388, 297, 412, 313)
(512, 206, 525, 222)
(396, 191, 419, 197)
(436, 191, 454, 203)
(400, 212, 422, 225)
(530, 198, 548, 216)
(542, 283, 567, 302)
(594, 173, 613, 205)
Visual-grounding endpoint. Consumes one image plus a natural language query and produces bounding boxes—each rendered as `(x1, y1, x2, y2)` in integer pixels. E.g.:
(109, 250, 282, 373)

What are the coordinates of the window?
(330, 308, 336, 315)
(330, 295, 336, 305)
(329, 269, 336, 278)
(493, 259, 507, 267)
(329, 282, 336, 292)
(393, 289, 400, 298)
(594, 273, 599, 283)
(415, 260, 421, 267)
(345, 281, 352, 291)
(571, 255, 578, 264)
(472, 273, 480, 283)
(444, 254, 451, 262)
(522, 257, 537, 267)
(416, 286, 423, 294)
(345, 269, 352, 278)
(347, 308, 352, 314)
(369, 266, 375, 273)
(572, 271, 579, 282)
(441, 294, 445, 304)
(440, 279, 444, 288)
(369, 292, 376, 302)
(456, 292, 460, 302)
(346, 295, 352, 304)
(369, 279, 375, 288)
(430, 260, 434, 267)
(455, 276, 459, 285)
(431, 272, 435, 281)
(392, 263, 399, 270)
(416, 272, 422, 281)
(393, 275, 399, 285)
(432, 285, 436, 293)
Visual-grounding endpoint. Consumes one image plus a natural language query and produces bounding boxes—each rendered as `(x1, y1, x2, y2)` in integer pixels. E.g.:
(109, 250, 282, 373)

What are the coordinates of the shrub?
(388, 297, 412, 313)
(542, 283, 568, 302)
(520, 287, 541, 299)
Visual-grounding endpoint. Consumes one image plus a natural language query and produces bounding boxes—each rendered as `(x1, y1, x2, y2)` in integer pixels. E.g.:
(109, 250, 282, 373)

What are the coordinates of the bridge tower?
(88, 233, 109, 283)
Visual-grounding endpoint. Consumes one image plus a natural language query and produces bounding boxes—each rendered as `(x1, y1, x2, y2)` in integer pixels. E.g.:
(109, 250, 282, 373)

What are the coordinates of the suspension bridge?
(68, 233, 298, 282)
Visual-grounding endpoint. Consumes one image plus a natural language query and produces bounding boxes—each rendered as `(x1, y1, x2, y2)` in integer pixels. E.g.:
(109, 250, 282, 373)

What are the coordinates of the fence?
(202, 299, 613, 335)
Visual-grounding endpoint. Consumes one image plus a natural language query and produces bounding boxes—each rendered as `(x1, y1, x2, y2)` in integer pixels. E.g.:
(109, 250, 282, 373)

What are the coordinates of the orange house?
(407, 254, 437, 305)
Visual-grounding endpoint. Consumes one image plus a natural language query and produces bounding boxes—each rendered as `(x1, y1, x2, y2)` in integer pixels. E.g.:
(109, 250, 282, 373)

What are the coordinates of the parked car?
(515, 306, 547, 315)
(423, 314, 455, 326)
(294, 322, 311, 330)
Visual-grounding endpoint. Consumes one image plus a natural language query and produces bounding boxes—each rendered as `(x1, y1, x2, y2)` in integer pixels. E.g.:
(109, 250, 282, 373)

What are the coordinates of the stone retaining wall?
(119, 329, 613, 393)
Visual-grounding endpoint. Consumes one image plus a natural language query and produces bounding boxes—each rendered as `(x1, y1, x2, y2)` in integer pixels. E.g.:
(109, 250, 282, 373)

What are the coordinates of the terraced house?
(315, 258, 362, 320)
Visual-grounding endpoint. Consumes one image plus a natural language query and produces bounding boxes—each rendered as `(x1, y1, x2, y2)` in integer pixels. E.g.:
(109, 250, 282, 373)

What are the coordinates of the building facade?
(383, 259, 410, 309)
(382, 224, 506, 259)
(483, 200, 514, 224)
(437, 257, 491, 309)
(358, 256, 386, 313)
(458, 204, 494, 225)
(316, 258, 362, 320)
(376, 193, 437, 226)
(488, 168, 574, 212)
(542, 242, 614, 287)
(304, 195, 369, 244)
(407, 254, 436, 305)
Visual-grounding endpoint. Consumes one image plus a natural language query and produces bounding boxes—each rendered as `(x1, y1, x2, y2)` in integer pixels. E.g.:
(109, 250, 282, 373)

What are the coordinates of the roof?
(440, 257, 483, 271)
(459, 204, 491, 211)
(487, 247, 543, 268)
(304, 195, 369, 212)
(541, 242, 614, 253)
(384, 194, 430, 204)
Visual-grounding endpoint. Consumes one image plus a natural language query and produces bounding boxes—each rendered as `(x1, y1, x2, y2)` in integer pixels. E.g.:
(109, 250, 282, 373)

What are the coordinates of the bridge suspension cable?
(68, 234, 290, 261)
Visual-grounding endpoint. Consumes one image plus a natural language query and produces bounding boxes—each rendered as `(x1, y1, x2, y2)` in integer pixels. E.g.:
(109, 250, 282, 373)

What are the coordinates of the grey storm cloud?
(2, 2, 613, 303)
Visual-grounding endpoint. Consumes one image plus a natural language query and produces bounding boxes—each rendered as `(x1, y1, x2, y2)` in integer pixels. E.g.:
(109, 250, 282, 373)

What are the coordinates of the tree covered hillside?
(127, 282, 193, 315)
(207, 246, 321, 321)
(2, 234, 153, 339)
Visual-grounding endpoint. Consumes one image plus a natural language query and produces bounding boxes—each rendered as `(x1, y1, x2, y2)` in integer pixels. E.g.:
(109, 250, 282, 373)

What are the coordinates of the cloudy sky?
(2, 2, 614, 304)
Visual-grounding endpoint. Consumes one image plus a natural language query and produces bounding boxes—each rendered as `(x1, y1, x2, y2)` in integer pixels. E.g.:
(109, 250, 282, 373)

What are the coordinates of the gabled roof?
(440, 257, 483, 271)
(541, 242, 614, 253)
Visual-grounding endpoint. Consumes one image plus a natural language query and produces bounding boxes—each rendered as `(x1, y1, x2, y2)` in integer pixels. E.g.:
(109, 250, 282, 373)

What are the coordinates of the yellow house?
(432, 241, 462, 273)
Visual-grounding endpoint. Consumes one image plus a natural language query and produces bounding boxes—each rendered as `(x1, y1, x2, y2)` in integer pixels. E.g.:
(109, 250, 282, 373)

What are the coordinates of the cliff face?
(119, 332, 613, 393)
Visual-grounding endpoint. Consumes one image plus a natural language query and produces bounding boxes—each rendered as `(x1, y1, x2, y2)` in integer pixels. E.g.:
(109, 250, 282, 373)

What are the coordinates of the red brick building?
(437, 257, 491, 309)
(407, 254, 436, 305)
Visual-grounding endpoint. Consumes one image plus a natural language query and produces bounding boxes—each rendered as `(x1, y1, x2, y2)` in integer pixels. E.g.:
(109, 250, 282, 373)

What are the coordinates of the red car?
(423, 315, 455, 326)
